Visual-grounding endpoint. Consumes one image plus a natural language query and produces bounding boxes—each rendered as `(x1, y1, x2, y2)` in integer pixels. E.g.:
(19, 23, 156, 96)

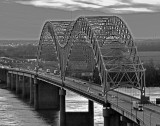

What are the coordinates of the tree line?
(144, 60, 160, 87)
(0, 44, 37, 59)
(0, 44, 160, 87)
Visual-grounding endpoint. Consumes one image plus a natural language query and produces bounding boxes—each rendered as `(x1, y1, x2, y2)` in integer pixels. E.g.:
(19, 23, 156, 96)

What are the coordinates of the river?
(0, 83, 103, 126)
(0, 83, 160, 126)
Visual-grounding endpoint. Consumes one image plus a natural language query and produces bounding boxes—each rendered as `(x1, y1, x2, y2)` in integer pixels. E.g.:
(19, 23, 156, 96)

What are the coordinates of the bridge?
(0, 16, 160, 126)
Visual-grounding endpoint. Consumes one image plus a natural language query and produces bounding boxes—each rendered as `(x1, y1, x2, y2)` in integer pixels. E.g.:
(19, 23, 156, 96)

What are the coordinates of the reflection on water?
(37, 110, 59, 126)
(0, 86, 103, 126)
(66, 91, 103, 126)
(0, 85, 160, 126)
(0, 88, 52, 126)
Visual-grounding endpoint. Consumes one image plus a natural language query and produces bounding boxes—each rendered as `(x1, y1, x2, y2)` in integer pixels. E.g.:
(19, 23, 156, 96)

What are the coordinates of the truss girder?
(37, 16, 145, 94)
(37, 21, 72, 78)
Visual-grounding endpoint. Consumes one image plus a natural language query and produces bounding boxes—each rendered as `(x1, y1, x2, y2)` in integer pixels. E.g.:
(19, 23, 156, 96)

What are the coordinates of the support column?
(103, 104, 111, 126)
(7, 73, 10, 88)
(16, 74, 21, 94)
(34, 79, 60, 110)
(10, 73, 14, 90)
(18, 75, 23, 94)
(4, 69, 7, 83)
(25, 77, 30, 98)
(30, 77, 34, 104)
(22, 75, 26, 98)
(110, 112, 120, 126)
(34, 77, 38, 110)
(12, 74, 16, 90)
(89, 100, 94, 126)
(59, 88, 66, 126)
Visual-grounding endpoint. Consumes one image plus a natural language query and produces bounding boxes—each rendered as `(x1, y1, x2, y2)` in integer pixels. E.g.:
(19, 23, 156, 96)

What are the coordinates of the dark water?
(0, 84, 103, 126)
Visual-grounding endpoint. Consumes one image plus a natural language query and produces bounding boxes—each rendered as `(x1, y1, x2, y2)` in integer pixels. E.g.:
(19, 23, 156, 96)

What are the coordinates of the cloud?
(113, 7, 154, 13)
(13, 0, 160, 13)
(132, 0, 160, 5)
(15, 0, 123, 10)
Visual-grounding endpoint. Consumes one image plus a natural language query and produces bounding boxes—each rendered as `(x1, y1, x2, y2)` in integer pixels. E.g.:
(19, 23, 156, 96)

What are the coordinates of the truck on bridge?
(132, 101, 143, 111)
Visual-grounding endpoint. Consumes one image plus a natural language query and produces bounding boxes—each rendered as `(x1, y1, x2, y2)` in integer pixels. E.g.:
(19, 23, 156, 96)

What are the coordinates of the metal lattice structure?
(37, 16, 145, 95)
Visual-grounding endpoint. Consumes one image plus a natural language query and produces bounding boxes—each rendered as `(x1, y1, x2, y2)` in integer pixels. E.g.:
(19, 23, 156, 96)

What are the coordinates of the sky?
(0, 0, 160, 40)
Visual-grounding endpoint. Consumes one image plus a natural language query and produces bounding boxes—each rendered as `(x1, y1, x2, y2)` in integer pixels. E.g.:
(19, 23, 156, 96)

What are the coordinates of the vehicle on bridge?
(132, 101, 143, 111)
(54, 70, 60, 75)
(46, 69, 50, 73)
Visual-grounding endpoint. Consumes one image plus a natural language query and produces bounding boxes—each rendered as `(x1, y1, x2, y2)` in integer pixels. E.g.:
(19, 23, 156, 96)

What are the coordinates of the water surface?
(0, 85, 160, 126)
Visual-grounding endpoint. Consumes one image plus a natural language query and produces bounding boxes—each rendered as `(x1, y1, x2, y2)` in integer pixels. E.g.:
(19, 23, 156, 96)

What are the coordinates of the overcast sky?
(0, 0, 160, 39)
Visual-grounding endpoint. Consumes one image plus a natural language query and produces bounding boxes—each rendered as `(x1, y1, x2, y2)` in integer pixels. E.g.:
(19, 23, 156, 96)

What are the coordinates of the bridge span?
(0, 16, 160, 126)
(0, 68, 159, 126)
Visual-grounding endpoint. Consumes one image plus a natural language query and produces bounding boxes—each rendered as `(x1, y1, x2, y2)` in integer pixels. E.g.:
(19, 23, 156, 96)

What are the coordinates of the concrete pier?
(7, 73, 10, 88)
(59, 88, 66, 126)
(25, 77, 30, 98)
(59, 88, 94, 126)
(13, 74, 16, 90)
(16, 74, 21, 94)
(22, 75, 26, 98)
(88, 100, 94, 126)
(110, 112, 120, 126)
(17, 75, 23, 94)
(29, 77, 34, 104)
(10, 73, 14, 90)
(21, 76, 30, 98)
(34, 77, 38, 110)
(103, 106, 110, 126)
(34, 79, 60, 110)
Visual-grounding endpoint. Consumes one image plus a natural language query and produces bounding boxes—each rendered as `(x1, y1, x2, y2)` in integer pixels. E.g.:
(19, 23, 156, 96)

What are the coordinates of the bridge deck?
(6, 68, 160, 126)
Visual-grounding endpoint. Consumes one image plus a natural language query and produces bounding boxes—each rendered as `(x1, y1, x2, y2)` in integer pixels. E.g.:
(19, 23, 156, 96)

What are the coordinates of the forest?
(144, 61, 160, 87)
(92, 62, 160, 87)
(0, 44, 37, 59)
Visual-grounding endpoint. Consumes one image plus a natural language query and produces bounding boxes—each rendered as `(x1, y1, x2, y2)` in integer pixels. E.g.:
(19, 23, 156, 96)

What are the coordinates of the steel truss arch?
(37, 16, 145, 96)
(37, 21, 72, 78)
(65, 16, 113, 93)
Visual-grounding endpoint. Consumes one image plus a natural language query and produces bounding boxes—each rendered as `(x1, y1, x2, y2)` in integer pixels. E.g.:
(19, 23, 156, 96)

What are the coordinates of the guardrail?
(111, 100, 145, 126)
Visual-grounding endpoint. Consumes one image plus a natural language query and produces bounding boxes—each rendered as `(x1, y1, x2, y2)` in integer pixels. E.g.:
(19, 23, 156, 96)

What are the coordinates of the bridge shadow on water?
(36, 110, 60, 126)
(0, 84, 103, 126)
(23, 99, 60, 126)
(0, 86, 60, 126)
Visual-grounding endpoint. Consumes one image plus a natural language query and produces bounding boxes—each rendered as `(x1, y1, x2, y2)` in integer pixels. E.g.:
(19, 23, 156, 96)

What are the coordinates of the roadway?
(34, 71, 160, 126)
(108, 91, 160, 126)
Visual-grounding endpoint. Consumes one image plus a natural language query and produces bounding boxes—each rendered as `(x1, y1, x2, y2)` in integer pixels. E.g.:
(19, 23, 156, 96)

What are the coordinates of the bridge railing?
(110, 96, 145, 126)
